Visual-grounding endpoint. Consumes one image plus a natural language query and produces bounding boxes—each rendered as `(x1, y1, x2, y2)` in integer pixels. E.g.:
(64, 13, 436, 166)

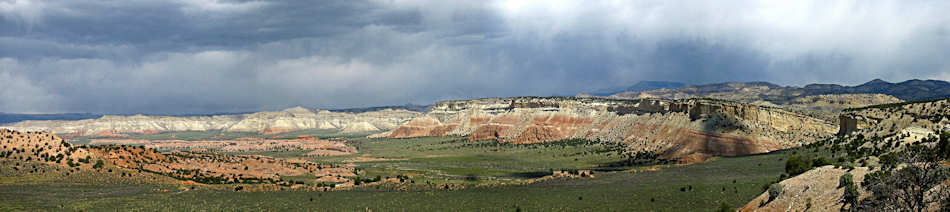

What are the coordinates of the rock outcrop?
(784, 94, 901, 113)
(740, 166, 870, 212)
(608, 82, 903, 116)
(837, 98, 950, 137)
(0, 107, 421, 136)
(387, 97, 837, 161)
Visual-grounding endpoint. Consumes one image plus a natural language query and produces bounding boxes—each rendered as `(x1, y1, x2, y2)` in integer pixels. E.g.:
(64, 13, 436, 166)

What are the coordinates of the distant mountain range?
(4, 79, 948, 124)
(802, 79, 950, 101)
(0, 113, 102, 124)
(0, 105, 432, 125)
(604, 79, 950, 102)
(1, 106, 421, 136)
(328, 104, 430, 113)
(589, 81, 687, 96)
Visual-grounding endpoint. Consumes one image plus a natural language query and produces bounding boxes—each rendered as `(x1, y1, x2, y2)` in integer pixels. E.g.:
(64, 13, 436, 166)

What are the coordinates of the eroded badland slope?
(1, 107, 421, 136)
(383, 97, 837, 162)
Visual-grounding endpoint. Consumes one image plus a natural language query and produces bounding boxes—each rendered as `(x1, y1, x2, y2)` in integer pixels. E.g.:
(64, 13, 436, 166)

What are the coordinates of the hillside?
(743, 98, 950, 211)
(381, 97, 837, 162)
(0, 107, 422, 136)
(329, 104, 430, 113)
(838, 98, 950, 137)
(608, 79, 950, 103)
(814, 79, 950, 101)
(0, 129, 94, 166)
(603, 79, 950, 114)
(584, 81, 687, 96)
(740, 166, 870, 212)
(1, 129, 356, 188)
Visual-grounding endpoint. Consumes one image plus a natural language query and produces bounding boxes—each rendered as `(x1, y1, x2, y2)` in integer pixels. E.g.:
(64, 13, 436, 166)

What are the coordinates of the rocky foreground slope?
(740, 166, 870, 212)
(838, 98, 950, 137)
(382, 97, 837, 162)
(0, 106, 421, 136)
(743, 98, 950, 211)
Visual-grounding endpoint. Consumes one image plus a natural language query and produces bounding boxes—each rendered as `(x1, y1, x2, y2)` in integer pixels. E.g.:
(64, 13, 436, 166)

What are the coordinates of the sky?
(1, 0, 949, 114)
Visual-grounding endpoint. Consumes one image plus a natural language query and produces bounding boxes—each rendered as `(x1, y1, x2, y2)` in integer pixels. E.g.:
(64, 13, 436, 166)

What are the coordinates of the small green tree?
(858, 148, 950, 211)
(938, 132, 950, 159)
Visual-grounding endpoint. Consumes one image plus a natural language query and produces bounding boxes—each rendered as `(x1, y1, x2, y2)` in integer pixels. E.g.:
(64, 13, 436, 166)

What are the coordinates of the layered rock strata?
(386, 97, 837, 161)
(837, 99, 950, 137)
(0, 107, 421, 136)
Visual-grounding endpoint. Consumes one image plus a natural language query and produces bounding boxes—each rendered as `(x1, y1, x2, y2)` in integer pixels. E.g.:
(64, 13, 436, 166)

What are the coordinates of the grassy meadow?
(0, 150, 788, 211)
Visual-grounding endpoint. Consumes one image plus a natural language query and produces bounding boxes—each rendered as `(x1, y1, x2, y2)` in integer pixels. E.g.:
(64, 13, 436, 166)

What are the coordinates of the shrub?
(93, 160, 104, 169)
(785, 155, 811, 176)
(842, 183, 859, 208)
(767, 183, 783, 202)
(715, 201, 734, 212)
(806, 198, 813, 210)
(812, 156, 832, 167)
(938, 132, 950, 159)
(838, 173, 853, 188)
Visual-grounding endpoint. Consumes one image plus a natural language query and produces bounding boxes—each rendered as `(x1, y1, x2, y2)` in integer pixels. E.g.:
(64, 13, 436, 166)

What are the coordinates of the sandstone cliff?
(0, 107, 421, 136)
(386, 97, 837, 162)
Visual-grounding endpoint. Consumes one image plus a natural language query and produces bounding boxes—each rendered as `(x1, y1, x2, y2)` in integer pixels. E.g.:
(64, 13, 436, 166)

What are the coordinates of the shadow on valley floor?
(503, 171, 550, 179)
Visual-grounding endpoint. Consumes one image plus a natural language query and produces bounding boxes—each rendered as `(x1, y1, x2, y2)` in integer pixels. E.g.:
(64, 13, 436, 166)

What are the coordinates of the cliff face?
(837, 99, 950, 137)
(387, 97, 837, 161)
(0, 107, 421, 136)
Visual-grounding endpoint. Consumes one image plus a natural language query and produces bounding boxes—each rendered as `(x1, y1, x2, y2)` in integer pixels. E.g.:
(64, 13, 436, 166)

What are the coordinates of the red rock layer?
(387, 97, 836, 162)
(260, 128, 295, 135)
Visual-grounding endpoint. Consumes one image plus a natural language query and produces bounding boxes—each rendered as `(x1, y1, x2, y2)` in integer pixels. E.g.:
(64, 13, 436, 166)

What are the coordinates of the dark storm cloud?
(0, 0, 421, 58)
(1, 0, 949, 114)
